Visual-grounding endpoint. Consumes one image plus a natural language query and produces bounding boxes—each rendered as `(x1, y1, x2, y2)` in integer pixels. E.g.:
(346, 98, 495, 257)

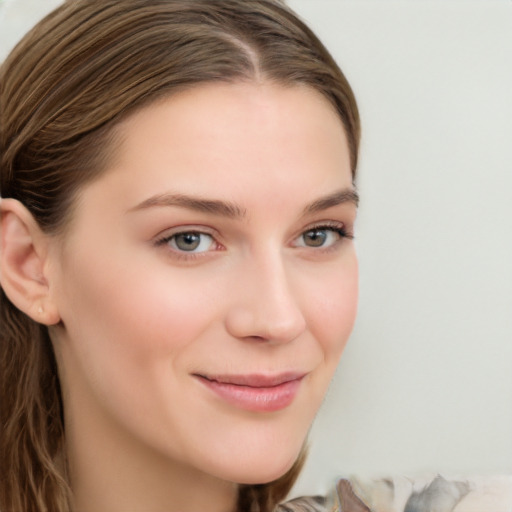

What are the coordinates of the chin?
(239, 463, 298, 486)
(187, 402, 315, 486)
(212, 441, 305, 486)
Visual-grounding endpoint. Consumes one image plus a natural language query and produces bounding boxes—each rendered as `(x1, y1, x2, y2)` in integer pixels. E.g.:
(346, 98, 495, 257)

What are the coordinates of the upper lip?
(194, 372, 306, 388)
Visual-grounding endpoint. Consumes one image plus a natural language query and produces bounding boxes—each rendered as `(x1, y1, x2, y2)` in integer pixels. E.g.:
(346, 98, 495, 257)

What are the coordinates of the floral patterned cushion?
(279, 475, 512, 512)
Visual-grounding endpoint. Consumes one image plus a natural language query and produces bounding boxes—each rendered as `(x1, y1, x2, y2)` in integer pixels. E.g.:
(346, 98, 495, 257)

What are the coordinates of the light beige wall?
(0, 0, 62, 60)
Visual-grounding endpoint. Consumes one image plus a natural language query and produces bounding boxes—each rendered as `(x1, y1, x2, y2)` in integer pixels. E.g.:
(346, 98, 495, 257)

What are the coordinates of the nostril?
(247, 335, 269, 342)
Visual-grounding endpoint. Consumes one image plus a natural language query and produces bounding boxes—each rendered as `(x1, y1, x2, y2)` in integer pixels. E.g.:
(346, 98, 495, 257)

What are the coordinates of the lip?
(194, 372, 306, 412)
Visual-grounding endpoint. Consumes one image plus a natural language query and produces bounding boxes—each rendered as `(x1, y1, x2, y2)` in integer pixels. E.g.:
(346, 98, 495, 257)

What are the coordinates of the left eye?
(294, 227, 345, 248)
(162, 232, 215, 253)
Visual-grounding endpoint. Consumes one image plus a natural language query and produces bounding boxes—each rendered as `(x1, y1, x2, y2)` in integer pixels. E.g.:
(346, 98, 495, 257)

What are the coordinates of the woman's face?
(48, 82, 358, 484)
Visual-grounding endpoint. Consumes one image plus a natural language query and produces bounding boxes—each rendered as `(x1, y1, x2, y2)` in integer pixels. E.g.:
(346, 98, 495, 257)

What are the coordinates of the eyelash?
(154, 222, 353, 260)
(154, 228, 220, 261)
(301, 222, 354, 243)
(293, 222, 354, 254)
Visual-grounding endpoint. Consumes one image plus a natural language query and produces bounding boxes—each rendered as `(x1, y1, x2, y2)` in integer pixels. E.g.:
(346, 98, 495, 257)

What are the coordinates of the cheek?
(54, 252, 227, 440)
(104, 274, 216, 354)
(60, 249, 218, 353)
(54, 248, 223, 409)
(305, 253, 359, 363)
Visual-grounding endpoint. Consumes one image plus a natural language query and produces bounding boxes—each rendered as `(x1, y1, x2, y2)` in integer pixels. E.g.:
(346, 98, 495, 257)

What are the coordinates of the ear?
(0, 198, 61, 325)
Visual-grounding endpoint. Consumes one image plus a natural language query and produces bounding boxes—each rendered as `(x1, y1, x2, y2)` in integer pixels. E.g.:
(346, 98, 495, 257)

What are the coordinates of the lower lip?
(196, 376, 303, 412)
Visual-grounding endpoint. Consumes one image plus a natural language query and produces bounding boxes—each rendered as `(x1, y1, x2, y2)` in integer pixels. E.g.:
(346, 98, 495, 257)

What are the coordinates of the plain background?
(1, 0, 511, 499)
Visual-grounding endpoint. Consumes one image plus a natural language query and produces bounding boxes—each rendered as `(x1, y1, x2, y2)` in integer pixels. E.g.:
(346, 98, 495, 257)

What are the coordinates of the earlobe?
(0, 199, 61, 325)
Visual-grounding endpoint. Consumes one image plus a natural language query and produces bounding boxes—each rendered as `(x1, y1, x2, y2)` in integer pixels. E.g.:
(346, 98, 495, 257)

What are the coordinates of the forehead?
(74, 81, 352, 219)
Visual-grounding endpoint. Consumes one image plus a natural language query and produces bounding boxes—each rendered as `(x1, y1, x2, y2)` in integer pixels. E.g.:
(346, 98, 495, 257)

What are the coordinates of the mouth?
(193, 372, 306, 412)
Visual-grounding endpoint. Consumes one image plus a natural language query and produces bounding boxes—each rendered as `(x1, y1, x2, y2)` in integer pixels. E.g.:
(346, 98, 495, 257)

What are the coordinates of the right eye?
(156, 231, 216, 253)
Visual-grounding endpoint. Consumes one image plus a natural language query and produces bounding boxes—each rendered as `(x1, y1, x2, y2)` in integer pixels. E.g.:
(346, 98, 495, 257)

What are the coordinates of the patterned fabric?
(278, 475, 512, 512)
(277, 494, 332, 512)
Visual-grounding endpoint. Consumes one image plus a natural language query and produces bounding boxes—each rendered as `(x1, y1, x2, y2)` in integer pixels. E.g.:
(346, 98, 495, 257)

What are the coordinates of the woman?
(0, 1, 360, 511)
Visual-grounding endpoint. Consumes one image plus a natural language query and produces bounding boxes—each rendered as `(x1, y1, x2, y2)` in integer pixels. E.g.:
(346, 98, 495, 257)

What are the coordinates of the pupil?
(304, 230, 326, 247)
(176, 233, 200, 251)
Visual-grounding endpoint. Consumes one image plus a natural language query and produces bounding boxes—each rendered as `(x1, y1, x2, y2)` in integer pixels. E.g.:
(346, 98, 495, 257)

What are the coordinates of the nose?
(224, 253, 307, 344)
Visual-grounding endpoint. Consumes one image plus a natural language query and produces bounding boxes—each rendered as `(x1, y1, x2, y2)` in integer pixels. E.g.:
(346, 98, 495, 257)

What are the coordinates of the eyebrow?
(303, 189, 359, 214)
(128, 193, 247, 219)
(128, 188, 358, 218)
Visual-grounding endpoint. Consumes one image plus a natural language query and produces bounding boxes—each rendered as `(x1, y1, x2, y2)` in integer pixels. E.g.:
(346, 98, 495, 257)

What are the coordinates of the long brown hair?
(0, 1, 360, 510)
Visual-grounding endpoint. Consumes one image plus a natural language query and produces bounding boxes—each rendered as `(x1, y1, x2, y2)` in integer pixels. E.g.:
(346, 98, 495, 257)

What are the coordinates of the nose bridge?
(225, 247, 306, 344)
